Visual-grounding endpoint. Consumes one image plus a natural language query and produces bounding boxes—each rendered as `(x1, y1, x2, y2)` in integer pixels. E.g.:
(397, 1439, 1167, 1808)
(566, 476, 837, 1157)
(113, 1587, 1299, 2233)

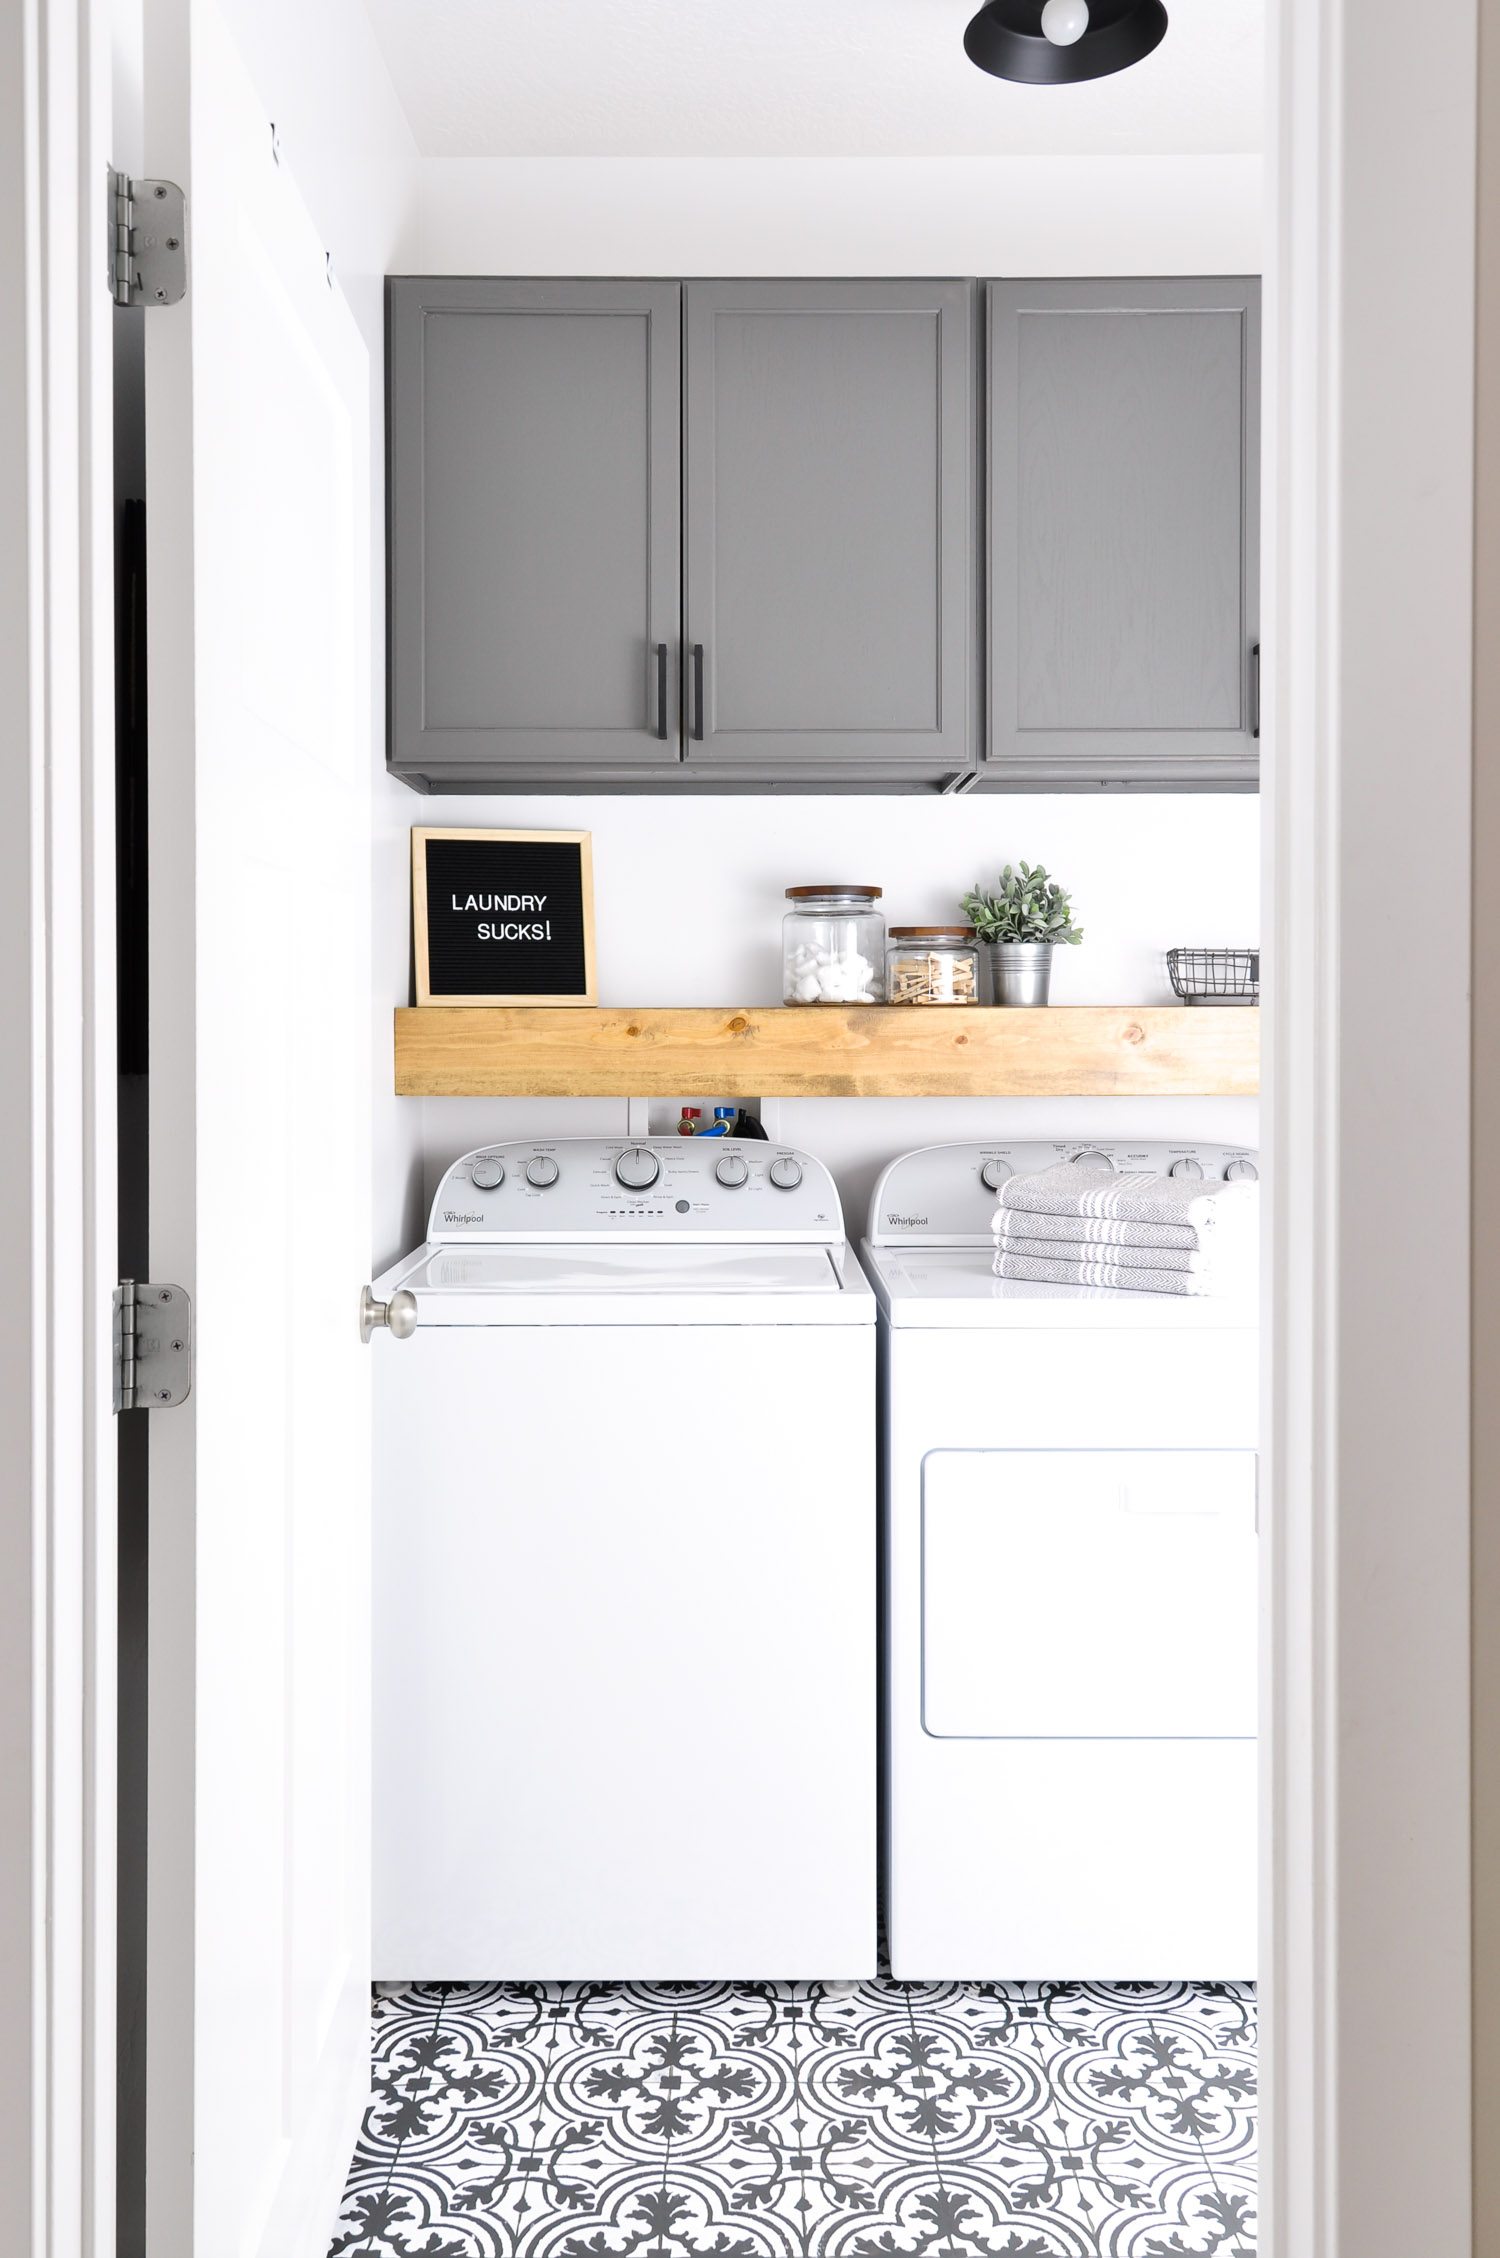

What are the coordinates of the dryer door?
(921, 1448, 1257, 1738)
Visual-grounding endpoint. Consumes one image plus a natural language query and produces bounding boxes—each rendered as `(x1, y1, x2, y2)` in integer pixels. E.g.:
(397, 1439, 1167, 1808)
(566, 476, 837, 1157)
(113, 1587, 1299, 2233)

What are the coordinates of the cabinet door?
(684, 280, 975, 776)
(388, 278, 681, 777)
(987, 277, 1260, 787)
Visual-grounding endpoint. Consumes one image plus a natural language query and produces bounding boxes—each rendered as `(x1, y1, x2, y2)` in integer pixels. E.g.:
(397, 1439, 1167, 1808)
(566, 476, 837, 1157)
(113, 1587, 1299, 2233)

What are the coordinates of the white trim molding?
(1265, 0, 1477, 2251)
(1473, 3, 1500, 2248)
(0, 0, 117, 2251)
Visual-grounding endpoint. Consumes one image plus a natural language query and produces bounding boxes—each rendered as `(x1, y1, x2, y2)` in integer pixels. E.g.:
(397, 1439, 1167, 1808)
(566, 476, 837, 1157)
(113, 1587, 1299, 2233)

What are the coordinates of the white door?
(142, 0, 373, 2248)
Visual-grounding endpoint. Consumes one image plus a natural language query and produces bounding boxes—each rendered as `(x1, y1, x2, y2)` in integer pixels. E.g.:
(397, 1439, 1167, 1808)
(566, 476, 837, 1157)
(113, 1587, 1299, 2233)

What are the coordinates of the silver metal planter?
(984, 940, 1056, 1007)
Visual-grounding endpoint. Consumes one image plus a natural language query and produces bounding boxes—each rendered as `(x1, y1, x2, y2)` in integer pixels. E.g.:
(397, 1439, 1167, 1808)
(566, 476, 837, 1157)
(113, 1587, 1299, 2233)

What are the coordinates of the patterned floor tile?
(331, 1981, 1256, 2258)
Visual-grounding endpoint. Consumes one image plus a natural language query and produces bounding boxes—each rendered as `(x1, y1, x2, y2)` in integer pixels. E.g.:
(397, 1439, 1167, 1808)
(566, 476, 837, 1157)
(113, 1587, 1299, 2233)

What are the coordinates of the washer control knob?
(471, 1156, 505, 1190)
(1224, 1157, 1259, 1183)
(768, 1155, 803, 1191)
(1169, 1158, 1204, 1181)
(524, 1155, 560, 1189)
(1072, 1150, 1114, 1172)
(615, 1147, 660, 1191)
(979, 1158, 1013, 1191)
(715, 1154, 749, 1188)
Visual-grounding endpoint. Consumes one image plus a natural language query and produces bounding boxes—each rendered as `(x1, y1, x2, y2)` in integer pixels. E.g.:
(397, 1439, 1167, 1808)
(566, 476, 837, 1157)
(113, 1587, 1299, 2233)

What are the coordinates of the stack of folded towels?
(990, 1161, 1258, 1298)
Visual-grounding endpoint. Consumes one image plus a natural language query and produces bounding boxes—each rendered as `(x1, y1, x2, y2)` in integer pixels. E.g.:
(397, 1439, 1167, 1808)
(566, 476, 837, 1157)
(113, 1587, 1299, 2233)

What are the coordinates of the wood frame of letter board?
(412, 826, 598, 1006)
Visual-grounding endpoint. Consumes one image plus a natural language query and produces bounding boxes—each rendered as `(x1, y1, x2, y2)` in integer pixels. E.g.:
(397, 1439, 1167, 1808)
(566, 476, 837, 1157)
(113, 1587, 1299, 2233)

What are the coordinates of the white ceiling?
(364, 0, 1264, 163)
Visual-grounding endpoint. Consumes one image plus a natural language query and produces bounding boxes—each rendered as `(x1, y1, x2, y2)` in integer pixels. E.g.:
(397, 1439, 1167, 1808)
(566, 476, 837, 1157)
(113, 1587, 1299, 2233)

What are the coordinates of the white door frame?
(0, 0, 1482, 2250)
(0, 0, 118, 2252)
(1264, 0, 1477, 2251)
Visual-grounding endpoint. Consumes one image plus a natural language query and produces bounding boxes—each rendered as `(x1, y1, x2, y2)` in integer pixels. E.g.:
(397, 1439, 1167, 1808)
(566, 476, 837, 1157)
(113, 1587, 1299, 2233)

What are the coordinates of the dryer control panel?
(866, 1140, 1260, 1247)
(428, 1139, 845, 1245)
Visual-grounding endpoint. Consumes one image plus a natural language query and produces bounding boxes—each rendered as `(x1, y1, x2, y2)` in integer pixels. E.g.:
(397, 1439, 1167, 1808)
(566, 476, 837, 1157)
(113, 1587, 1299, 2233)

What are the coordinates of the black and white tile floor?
(331, 1979, 1256, 2258)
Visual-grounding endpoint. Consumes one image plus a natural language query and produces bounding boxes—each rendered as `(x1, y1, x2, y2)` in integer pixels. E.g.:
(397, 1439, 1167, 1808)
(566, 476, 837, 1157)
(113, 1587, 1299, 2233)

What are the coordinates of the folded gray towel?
(996, 1161, 1257, 1246)
(993, 1248, 1242, 1298)
(993, 1226, 1226, 1278)
(989, 1205, 1201, 1253)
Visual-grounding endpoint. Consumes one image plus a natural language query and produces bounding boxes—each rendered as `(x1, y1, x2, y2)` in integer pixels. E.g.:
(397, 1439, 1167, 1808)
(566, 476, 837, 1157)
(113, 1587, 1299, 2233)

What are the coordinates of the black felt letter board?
(414, 829, 595, 1004)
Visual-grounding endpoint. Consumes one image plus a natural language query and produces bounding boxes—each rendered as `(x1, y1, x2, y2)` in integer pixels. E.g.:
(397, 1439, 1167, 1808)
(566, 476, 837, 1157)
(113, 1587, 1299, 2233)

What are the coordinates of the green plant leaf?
(959, 858, 1081, 945)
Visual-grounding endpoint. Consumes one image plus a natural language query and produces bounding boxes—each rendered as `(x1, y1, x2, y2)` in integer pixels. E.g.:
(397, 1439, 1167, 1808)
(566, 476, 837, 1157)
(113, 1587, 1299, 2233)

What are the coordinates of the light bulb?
(1040, 0, 1089, 44)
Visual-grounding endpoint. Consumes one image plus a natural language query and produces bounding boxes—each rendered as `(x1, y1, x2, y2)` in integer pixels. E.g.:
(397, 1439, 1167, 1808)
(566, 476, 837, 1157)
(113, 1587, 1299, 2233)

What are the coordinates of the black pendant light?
(964, 0, 1168, 85)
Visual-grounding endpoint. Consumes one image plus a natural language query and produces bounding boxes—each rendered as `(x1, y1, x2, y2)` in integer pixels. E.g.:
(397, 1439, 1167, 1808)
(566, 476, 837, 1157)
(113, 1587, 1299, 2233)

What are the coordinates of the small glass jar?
(885, 927, 981, 1005)
(783, 886, 885, 1005)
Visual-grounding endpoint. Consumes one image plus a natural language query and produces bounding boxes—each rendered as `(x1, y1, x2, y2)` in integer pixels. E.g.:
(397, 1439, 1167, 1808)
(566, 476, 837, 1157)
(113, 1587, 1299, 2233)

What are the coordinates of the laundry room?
(10, 0, 1485, 2236)
(75, 0, 1483, 2248)
(101, 2, 1271, 2251)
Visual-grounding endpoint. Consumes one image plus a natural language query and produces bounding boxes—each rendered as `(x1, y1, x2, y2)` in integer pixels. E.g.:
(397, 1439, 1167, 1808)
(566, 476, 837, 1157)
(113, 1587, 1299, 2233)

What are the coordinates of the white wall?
(216, 0, 426, 1269)
(417, 153, 1263, 277)
(404, 153, 1263, 1234)
(417, 152, 1265, 277)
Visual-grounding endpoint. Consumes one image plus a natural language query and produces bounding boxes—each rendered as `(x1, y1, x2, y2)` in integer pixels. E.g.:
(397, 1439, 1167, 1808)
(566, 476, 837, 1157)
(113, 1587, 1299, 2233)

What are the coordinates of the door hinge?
(113, 1280, 193, 1413)
(109, 170, 186, 308)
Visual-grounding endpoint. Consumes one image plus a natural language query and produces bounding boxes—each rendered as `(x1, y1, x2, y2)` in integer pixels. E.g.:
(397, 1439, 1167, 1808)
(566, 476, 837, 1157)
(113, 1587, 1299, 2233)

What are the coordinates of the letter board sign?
(412, 828, 597, 1006)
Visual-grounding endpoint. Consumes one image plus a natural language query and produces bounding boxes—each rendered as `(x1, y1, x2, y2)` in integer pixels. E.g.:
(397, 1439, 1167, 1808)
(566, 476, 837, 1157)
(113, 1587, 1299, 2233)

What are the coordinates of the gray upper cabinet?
(387, 273, 1258, 793)
(388, 278, 681, 782)
(683, 280, 974, 777)
(986, 278, 1260, 788)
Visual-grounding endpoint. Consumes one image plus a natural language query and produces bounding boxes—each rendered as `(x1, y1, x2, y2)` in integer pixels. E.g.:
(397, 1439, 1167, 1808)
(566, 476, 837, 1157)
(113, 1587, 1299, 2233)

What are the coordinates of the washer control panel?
(428, 1139, 844, 1244)
(867, 1139, 1259, 1247)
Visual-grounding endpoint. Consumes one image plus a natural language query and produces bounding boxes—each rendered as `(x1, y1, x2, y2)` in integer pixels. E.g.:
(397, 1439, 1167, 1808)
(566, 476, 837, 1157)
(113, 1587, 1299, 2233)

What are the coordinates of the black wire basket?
(1166, 947, 1260, 1006)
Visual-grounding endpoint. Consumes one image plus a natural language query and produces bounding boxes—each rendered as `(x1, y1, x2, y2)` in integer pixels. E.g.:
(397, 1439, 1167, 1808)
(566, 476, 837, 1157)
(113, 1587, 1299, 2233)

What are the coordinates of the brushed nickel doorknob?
(361, 1285, 418, 1344)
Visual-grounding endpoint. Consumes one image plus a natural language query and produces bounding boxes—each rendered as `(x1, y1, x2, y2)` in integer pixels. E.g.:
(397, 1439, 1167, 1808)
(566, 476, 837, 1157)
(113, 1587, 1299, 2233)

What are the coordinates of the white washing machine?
(366, 1135, 876, 1981)
(862, 1138, 1259, 1980)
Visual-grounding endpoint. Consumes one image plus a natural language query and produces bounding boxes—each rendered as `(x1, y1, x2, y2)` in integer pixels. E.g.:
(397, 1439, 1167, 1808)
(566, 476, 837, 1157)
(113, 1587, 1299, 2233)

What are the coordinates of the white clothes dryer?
(862, 1138, 1259, 1981)
(367, 1136, 876, 1981)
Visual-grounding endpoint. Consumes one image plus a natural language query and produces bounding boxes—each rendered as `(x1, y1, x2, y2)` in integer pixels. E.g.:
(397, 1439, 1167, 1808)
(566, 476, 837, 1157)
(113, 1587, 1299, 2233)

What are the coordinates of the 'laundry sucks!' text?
(452, 892, 551, 942)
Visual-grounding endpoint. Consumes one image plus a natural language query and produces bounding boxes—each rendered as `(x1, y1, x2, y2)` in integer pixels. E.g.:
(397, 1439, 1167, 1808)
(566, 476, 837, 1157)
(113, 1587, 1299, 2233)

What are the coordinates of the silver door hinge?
(113, 1280, 193, 1412)
(109, 171, 186, 308)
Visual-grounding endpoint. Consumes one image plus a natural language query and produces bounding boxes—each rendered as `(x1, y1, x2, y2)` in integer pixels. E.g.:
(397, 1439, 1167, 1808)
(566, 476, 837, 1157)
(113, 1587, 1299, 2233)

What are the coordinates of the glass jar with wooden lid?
(782, 886, 885, 1005)
(885, 927, 980, 1005)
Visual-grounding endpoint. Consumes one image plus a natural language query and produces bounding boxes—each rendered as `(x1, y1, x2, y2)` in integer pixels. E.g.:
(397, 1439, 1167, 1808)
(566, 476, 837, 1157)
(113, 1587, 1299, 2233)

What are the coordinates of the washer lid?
(401, 1243, 845, 1296)
(371, 1238, 876, 1327)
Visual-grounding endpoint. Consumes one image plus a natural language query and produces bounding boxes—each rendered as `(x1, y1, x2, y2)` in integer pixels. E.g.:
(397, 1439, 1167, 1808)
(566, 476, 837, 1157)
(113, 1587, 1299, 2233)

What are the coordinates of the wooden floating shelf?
(395, 1005, 1259, 1101)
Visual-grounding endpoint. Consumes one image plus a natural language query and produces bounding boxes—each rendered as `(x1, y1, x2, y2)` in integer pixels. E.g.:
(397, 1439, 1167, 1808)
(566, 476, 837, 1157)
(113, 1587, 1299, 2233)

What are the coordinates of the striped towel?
(989, 1205, 1202, 1254)
(993, 1226, 1225, 1279)
(993, 1249, 1240, 1298)
(995, 1162, 1257, 1248)
(991, 1163, 1258, 1297)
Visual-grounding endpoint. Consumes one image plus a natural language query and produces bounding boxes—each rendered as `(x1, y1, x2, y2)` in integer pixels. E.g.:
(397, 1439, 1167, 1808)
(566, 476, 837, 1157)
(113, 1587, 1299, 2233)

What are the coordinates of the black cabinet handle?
(654, 641, 669, 740)
(1251, 642, 1261, 739)
(691, 644, 705, 741)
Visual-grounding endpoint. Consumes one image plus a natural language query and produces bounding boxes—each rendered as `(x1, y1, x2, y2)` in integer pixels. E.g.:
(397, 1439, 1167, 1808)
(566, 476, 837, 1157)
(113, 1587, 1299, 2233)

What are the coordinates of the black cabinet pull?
(654, 641, 669, 739)
(691, 644, 705, 741)
(1250, 642, 1261, 739)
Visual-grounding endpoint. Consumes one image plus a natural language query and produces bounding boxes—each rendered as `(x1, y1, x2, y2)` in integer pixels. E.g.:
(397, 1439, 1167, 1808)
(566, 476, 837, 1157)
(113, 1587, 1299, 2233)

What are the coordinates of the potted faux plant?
(962, 862, 1083, 1006)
